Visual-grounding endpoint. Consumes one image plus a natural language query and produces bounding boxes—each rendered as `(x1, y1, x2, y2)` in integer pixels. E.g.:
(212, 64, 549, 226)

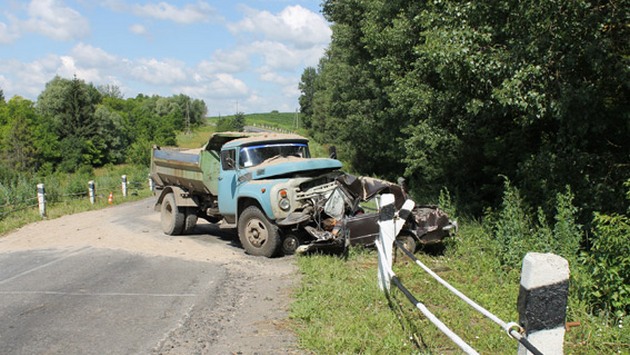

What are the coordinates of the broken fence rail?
(376, 193, 564, 354)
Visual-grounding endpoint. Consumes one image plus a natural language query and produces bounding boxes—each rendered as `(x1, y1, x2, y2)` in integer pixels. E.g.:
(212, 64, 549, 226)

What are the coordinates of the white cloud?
(129, 24, 147, 35)
(0, 18, 19, 44)
(130, 58, 187, 85)
(228, 5, 331, 49)
(197, 50, 250, 74)
(132, 1, 218, 24)
(179, 73, 248, 99)
(70, 43, 118, 67)
(23, 0, 90, 41)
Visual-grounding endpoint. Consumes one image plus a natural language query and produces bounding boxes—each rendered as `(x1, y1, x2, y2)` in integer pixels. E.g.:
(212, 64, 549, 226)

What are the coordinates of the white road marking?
(0, 247, 92, 286)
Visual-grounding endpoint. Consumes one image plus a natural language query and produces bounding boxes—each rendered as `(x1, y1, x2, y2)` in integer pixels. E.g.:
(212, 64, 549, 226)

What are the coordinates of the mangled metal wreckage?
(277, 173, 457, 254)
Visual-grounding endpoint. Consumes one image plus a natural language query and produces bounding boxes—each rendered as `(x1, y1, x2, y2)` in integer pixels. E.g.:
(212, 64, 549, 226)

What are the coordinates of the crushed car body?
(275, 173, 457, 254)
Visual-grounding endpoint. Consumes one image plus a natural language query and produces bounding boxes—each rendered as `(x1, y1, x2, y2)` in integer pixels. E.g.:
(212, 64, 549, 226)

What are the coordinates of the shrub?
(578, 180, 630, 318)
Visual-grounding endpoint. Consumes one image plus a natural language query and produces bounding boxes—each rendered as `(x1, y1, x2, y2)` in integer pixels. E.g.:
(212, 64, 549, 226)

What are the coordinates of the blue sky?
(0, 0, 331, 115)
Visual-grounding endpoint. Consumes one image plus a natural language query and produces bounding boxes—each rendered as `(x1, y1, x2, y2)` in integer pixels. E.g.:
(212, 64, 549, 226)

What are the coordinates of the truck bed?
(150, 146, 219, 196)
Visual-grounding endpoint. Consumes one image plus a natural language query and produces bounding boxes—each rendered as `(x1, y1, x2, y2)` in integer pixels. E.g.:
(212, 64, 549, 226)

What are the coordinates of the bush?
(579, 212, 630, 318)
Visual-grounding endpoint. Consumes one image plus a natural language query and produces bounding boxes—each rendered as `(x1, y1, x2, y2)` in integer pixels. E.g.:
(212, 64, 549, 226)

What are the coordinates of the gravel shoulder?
(0, 198, 303, 354)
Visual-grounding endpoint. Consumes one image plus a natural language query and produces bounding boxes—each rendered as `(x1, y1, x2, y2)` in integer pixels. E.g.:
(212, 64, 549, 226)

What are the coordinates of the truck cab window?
(239, 143, 310, 168)
(221, 149, 236, 170)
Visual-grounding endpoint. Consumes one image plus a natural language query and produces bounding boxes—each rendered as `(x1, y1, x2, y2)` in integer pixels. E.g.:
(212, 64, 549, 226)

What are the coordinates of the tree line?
(0, 76, 207, 181)
(299, 0, 628, 221)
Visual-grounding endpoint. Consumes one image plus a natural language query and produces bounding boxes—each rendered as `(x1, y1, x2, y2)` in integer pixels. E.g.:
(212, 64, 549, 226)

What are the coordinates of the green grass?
(0, 164, 152, 236)
(291, 221, 630, 354)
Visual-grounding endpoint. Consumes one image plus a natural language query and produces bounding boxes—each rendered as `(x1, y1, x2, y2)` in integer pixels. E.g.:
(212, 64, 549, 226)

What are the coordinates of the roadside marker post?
(517, 252, 570, 355)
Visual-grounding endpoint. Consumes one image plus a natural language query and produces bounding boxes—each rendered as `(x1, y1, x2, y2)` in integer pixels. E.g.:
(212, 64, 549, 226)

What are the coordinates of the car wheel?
(396, 233, 417, 254)
(161, 192, 185, 235)
(238, 206, 281, 257)
(282, 233, 302, 255)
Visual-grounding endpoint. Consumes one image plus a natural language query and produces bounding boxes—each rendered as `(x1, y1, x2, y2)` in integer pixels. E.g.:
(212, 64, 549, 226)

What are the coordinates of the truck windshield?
(239, 143, 310, 168)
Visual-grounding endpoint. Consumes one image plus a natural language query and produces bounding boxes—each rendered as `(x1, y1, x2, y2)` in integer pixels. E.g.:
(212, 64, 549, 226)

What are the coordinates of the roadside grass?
(177, 124, 216, 148)
(0, 164, 152, 237)
(291, 220, 629, 354)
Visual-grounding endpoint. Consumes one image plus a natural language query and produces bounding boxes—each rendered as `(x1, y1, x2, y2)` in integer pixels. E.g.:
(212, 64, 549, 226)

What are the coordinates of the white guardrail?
(376, 193, 569, 355)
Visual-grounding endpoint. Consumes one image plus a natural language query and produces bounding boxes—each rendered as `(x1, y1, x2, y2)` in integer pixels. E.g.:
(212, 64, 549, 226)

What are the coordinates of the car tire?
(396, 233, 417, 254)
(281, 233, 302, 255)
(238, 206, 281, 257)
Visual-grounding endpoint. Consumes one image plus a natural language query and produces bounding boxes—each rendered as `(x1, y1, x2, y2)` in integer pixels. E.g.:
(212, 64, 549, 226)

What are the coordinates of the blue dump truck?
(151, 132, 456, 257)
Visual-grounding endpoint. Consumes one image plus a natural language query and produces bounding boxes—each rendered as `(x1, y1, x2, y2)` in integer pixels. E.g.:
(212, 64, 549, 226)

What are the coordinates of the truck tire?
(161, 192, 185, 235)
(238, 206, 281, 257)
(183, 207, 198, 234)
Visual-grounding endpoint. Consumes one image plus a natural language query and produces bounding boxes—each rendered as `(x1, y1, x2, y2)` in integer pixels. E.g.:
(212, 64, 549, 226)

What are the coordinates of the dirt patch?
(0, 198, 304, 354)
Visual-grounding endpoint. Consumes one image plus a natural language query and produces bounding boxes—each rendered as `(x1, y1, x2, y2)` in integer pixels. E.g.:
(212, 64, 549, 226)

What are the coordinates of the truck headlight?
(278, 189, 291, 211)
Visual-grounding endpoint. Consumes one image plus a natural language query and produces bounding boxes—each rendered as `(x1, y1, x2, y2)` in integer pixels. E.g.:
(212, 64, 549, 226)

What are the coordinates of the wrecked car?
(278, 174, 457, 254)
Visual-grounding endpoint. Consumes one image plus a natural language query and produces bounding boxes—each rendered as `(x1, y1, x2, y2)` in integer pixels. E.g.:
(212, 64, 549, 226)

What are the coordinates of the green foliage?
(1, 76, 207, 175)
(215, 113, 245, 132)
(487, 179, 583, 270)
(488, 179, 534, 268)
(308, 0, 629, 220)
(580, 212, 630, 318)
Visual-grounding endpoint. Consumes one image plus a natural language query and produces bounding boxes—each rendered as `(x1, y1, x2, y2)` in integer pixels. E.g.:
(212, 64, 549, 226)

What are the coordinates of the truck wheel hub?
(245, 219, 268, 247)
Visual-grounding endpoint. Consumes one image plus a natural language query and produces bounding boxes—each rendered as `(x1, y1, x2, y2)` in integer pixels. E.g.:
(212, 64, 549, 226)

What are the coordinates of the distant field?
(207, 112, 302, 132)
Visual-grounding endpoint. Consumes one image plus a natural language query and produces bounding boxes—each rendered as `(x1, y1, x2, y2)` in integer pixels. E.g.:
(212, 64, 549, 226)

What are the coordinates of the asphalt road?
(0, 248, 225, 354)
(0, 198, 298, 355)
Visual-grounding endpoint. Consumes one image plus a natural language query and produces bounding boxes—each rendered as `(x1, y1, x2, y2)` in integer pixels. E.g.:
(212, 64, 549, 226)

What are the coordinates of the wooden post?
(88, 180, 95, 204)
(121, 175, 128, 197)
(37, 183, 46, 218)
(517, 252, 569, 355)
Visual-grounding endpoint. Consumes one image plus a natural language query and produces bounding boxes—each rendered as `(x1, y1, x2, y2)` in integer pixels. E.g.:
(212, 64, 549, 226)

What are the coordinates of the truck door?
(218, 149, 238, 219)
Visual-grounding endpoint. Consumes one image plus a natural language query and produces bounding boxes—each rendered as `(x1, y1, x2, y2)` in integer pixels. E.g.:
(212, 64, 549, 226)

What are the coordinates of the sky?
(0, 0, 331, 115)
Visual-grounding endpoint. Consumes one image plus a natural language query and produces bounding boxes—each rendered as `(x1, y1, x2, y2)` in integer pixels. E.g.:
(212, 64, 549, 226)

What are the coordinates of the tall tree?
(298, 67, 317, 128)
(37, 76, 103, 171)
(312, 0, 629, 218)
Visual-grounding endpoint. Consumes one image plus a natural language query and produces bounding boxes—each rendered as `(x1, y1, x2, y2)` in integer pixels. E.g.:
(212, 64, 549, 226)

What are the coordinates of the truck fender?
(154, 186, 198, 212)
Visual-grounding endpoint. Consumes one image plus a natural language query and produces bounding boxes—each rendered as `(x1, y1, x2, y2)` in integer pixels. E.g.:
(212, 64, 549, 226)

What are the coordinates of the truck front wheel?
(161, 192, 185, 235)
(238, 206, 281, 257)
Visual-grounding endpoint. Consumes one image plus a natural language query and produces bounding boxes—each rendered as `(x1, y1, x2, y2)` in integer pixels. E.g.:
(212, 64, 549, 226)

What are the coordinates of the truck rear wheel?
(161, 192, 185, 235)
(183, 208, 198, 234)
(238, 206, 281, 257)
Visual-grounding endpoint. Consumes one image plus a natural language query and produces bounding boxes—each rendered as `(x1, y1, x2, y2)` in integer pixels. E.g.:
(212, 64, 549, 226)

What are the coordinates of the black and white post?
(37, 183, 46, 218)
(376, 193, 415, 293)
(121, 175, 128, 197)
(88, 180, 96, 204)
(517, 252, 570, 355)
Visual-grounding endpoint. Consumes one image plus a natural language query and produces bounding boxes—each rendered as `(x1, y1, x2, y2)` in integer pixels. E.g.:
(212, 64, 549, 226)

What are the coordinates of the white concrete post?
(376, 194, 396, 292)
(376, 194, 415, 293)
(121, 175, 128, 197)
(88, 180, 95, 204)
(148, 174, 155, 192)
(517, 252, 570, 355)
(37, 183, 46, 218)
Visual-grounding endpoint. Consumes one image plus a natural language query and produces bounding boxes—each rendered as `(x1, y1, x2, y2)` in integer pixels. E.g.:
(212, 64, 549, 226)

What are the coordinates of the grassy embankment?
(0, 164, 152, 236)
